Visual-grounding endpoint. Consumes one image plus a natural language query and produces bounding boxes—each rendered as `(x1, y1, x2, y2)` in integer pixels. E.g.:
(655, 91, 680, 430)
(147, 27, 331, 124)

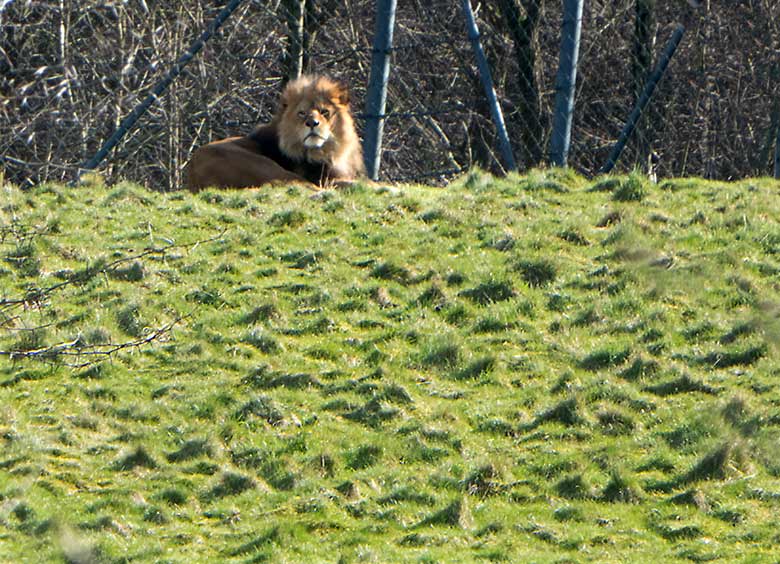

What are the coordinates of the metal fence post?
(549, 0, 583, 167)
(461, 0, 516, 172)
(74, 0, 246, 184)
(601, 24, 685, 174)
(363, 0, 397, 181)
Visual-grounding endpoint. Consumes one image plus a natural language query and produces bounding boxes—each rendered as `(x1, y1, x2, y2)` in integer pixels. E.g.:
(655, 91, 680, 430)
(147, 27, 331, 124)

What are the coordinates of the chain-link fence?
(574, 1, 780, 180)
(1, 1, 778, 190)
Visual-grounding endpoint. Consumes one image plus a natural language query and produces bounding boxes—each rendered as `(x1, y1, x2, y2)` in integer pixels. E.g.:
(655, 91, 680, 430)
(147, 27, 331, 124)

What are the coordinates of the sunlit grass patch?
(1, 173, 780, 562)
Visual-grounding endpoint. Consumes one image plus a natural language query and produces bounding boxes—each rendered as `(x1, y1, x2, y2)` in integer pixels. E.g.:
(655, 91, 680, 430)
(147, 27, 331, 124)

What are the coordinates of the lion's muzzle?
(304, 129, 329, 149)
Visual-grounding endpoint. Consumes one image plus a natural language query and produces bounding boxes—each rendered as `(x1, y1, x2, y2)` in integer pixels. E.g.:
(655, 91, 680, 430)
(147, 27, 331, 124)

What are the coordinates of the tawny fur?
(185, 75, 365, 192)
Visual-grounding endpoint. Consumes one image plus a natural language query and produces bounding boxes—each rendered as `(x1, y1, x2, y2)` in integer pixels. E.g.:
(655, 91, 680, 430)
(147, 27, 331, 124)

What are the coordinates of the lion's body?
(185, 75, 365, 192)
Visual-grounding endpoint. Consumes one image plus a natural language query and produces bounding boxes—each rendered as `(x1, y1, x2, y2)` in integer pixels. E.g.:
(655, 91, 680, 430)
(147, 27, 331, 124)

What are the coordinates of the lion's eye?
(320, 109, 330, 118)
(297, 111, 306, 119)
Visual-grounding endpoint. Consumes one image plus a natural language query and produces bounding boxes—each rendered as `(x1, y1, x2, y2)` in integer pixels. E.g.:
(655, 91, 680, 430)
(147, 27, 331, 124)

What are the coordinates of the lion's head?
(274, 75, 365, 180)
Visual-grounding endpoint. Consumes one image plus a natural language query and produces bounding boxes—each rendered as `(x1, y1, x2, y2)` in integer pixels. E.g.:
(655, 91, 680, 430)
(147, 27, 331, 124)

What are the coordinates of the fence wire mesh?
(574, 0, 780, 180)
(0, 0, 778, 190)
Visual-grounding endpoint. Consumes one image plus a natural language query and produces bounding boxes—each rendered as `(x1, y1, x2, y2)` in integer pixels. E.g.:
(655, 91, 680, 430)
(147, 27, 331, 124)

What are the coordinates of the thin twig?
(0, 229, 227, 312)
(0, 317, 183, 368)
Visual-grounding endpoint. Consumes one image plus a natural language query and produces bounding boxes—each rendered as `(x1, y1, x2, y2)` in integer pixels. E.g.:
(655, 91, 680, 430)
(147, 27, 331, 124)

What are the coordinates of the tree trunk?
(702, 0, 717, 179)
(281, 0, 339, 81)
(282, 0, 306, 81)
(632, 0, 656, 170)
(497, 0, 543, 167)
(632, 0, 655, 101)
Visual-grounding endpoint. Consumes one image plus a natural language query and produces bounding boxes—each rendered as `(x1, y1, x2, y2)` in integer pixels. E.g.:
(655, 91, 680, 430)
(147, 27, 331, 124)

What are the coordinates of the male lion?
(185, 75, 365, 192)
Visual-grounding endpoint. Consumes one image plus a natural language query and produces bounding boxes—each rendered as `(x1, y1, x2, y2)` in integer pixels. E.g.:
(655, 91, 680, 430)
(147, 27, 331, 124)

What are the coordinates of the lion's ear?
(333, 81, 350, 106)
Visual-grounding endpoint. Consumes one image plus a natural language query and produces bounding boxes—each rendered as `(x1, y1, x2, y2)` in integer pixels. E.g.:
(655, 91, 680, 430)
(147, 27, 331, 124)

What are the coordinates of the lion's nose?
(305, 117, 319, 128)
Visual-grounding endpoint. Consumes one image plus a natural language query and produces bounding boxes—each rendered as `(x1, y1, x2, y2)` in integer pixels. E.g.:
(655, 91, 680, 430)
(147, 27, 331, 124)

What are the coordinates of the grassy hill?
(1, 170, 780, 563)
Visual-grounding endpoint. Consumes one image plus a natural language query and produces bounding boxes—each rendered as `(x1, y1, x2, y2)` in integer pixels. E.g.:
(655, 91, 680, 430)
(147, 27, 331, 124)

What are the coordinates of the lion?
(185, 75, 366, 192)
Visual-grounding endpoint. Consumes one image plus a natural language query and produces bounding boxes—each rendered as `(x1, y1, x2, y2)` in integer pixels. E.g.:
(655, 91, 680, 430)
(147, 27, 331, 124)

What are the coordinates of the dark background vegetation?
(1, 0, 778, 189)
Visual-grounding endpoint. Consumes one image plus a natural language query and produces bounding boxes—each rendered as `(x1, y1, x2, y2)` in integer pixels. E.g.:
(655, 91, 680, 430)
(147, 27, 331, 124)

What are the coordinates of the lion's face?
(297, 104, 336, 150)
(276, 75, 351, 159)
(273, 74, 365, 180)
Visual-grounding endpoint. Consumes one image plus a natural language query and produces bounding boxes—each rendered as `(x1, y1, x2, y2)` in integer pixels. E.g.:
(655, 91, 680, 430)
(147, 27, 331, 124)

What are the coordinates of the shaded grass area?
(1, 170, 780, 562)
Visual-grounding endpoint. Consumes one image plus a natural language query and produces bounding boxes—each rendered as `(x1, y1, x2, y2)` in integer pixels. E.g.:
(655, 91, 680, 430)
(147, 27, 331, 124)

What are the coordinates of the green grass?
(1, 169, 780, 562)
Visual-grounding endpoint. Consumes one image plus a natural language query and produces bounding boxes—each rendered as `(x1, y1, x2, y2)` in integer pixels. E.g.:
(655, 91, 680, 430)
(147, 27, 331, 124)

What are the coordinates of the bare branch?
(0, 229, 227, 313)
(0, 317, 183, 368)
